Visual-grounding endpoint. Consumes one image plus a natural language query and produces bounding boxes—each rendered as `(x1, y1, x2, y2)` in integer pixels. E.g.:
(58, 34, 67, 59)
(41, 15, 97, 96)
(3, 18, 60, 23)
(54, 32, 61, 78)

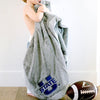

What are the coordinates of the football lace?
(80, 89, 95, 94)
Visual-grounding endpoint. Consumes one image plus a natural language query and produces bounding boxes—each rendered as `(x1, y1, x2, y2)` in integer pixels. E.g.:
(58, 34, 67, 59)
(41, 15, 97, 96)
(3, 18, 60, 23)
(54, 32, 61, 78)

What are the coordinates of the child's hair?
(22, 0, 27, 3)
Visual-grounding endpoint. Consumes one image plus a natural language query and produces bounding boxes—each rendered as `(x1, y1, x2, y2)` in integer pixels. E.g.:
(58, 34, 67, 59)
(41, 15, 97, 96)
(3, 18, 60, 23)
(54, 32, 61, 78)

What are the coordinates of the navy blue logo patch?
(38, 75, 59, 95)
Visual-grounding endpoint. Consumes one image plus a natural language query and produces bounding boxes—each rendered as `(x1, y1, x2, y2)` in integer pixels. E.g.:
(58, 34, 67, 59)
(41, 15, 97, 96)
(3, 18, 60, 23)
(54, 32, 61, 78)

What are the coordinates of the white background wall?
(97, 0, 100, 86)
(0, 0, 99, 86)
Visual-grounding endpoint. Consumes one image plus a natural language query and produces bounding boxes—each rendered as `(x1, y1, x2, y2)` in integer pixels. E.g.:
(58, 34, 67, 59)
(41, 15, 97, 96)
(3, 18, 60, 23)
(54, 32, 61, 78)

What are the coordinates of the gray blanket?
(23, 2, 69, 100)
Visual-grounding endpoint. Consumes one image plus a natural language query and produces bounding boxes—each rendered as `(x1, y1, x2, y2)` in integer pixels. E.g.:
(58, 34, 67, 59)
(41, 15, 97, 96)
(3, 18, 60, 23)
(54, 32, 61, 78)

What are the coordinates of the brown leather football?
(66, 81, 97, 100)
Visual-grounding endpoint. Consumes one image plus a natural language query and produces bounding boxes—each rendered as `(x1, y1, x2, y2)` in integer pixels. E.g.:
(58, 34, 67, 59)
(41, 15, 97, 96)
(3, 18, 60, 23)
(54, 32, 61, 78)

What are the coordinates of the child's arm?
(23, 5, 44, 22)
(37, 3, 50, 13)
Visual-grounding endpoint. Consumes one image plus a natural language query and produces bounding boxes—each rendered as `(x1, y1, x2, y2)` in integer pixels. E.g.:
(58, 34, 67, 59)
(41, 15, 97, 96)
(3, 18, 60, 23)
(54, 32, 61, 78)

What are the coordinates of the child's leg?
(27, 88, 32, 93)
(26, 37, 37, 97)
(27, 41, 30, 48)
(27, 88, 36, 97)
(27, 36, 32, 48)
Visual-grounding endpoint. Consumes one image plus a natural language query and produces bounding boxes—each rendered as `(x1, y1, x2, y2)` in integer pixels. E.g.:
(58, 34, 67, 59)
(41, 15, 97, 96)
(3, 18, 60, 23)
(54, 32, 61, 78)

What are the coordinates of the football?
(66, 81, 98, 100)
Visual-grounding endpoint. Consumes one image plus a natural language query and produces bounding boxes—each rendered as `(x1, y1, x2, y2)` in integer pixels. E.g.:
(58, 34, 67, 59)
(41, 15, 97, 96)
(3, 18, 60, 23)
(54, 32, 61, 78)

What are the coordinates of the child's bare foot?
(27, 88, 37, 98)
(27, 93, 37, 98)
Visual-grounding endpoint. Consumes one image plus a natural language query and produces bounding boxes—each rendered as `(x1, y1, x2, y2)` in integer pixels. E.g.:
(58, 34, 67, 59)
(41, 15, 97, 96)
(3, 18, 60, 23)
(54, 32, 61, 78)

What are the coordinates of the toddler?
(22, 0, 50, 98)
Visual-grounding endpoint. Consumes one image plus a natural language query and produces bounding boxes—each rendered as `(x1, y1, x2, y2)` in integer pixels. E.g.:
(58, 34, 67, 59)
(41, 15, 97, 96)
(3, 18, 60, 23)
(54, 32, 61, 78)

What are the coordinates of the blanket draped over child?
(23, 1, 69, 99)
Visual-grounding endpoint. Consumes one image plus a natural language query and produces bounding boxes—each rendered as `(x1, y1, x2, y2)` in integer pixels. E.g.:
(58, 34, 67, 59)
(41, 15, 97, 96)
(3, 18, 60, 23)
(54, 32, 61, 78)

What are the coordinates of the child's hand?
(37, 3, 49, 13)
